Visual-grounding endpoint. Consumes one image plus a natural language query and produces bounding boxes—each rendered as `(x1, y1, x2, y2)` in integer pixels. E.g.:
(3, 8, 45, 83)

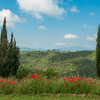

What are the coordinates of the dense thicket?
(0, 18, 20, 77)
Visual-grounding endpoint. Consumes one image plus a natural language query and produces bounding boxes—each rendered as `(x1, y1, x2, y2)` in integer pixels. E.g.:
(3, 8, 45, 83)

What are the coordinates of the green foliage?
(15, 65, 34, 79)
(96, 25, 100, 79)
(44, 68, 59, 79)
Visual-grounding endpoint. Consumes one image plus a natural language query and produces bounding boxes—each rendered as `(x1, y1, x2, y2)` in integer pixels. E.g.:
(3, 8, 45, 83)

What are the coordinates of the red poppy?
(53, 76, 56, 79)
(64, 84, 66, 86)
(73, 84, 75, 86)
(48, 80, 50, 83)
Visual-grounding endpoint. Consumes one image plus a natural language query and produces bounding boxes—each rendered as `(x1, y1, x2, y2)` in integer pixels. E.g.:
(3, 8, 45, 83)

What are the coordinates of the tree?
(0, 18, 20, 77)
(0, 17, 8, 77)
(96, 25, 100, 79)
(6, 33, 20, 76)
(11, 38, 20, 75)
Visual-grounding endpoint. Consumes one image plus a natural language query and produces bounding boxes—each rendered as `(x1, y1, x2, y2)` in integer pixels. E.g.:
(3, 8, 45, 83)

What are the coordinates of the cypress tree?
(12, 38, 20, 75)
(0, 17, 8, 77)
(6, 32, 14, 76)
(96, 25, 100, 79)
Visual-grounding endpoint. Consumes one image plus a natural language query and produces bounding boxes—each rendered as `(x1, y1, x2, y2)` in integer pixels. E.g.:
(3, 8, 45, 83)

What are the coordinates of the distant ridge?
(20, 46, 95, 51)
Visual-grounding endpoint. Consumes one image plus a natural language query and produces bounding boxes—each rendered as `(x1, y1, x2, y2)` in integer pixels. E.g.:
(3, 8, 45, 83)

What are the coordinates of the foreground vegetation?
(0, 73, 100, 96)
(0, 94, 99, 100)
(20, 50, 96, 78)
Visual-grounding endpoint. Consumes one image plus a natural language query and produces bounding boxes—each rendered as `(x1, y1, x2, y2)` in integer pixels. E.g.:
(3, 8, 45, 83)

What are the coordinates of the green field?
(20, 50, 96, 77)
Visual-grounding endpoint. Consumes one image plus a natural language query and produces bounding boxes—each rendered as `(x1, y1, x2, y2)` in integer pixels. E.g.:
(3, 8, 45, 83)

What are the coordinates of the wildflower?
(20, 82, 22, 84)
(63, 78, 66, 82)
(35, 73, 39, 76)
(88, 83, 90, 85)
(45, 84, 47, 86)
(26, 76, 28, 79)
(73, 80, 76, 82)
(23, 81, 26, 83)
(11, 83, 13, 85)
(48, 80, 50, 83)
(73, 84, 75, 86)
(9, 80, 12, 83)
(53, 76, 56, 79)
(6, 82, 8, 84)
(64, 84, 66, 86)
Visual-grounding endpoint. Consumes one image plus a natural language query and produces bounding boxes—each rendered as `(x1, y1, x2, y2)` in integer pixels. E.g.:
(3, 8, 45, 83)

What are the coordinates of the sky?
(0, 0, 99, 50)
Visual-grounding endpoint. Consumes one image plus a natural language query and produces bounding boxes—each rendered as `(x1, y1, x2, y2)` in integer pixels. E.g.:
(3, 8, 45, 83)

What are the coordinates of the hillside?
(20, 50, 96, 77)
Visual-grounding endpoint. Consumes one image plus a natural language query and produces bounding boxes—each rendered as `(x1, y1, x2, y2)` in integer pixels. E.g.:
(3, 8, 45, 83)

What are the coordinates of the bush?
(45, 68, 59, 79)
(15, 65, 34, 79)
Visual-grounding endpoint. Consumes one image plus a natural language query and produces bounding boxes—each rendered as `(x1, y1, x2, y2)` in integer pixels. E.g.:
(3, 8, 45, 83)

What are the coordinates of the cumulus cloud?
(63, 33, 78, 39)
(69, 6, 80, 13)
(55, 43, 67, 46)
(0, 9, 21, 28)
(39, 25, 46, 30)
(86, 34, 97, 41)
(17, 0, 65, 20)
(89, 12, 95, 16)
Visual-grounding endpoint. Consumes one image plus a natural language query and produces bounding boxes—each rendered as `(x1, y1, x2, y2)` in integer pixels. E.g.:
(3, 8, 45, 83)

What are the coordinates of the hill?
(20, 50, 96, 77)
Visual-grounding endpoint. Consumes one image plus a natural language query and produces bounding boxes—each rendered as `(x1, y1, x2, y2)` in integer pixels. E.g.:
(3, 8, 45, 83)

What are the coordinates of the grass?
(0, 94, 100, 100)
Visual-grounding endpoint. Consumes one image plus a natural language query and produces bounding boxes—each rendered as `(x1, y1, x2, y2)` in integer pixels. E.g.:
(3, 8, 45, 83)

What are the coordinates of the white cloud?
(55, 43, 67, 46)
(0, 9, 21, 28)
(86, 34, 97, 41)
(83, 24, 88, 28)
(69, 6, 80, 13)
(89, 12, 95, 16)
(63, 33, 78, 39)
(17, 0, 65, 20)
(39, 25, 46, 30)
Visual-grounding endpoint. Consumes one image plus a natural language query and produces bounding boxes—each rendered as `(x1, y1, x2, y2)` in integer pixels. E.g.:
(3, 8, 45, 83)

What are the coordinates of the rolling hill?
(20, 50, 96, 77)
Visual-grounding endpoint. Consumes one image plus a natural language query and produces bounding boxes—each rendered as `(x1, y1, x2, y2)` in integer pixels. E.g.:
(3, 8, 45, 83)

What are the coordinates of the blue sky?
(0, 0, 99, 49)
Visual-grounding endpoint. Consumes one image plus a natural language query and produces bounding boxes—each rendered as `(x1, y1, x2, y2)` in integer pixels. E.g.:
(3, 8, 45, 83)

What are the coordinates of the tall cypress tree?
(1, 17, 8, 56)
(6, 32, 14, 76)
(96, 25, 100, 79)
(0, 17, 8, 77)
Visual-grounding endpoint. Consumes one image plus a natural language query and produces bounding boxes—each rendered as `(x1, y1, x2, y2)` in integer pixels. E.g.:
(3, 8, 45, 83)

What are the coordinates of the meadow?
(0, 50, 99, 99)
